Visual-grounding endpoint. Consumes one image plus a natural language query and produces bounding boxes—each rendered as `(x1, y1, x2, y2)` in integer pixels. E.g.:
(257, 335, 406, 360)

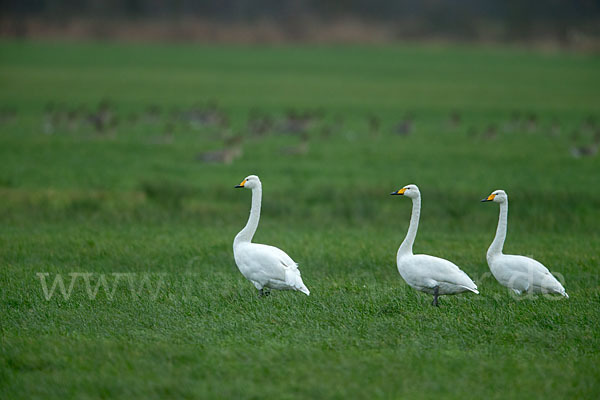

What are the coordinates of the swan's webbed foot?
(258, 289, 271, 297)
(432, 287, 440, 307)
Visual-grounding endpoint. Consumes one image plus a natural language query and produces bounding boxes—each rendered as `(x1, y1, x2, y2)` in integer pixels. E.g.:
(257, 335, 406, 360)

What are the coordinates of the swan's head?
(481, 189, 507, 203)
(390, 184, 420, 199)
(235, 175, 261, 189)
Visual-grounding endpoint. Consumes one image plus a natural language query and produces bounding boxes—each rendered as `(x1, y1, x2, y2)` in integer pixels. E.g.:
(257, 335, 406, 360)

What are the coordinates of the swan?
(391, 184, 479, 306)
(233, 175, 310, 296)
(482, 190, 568, 298)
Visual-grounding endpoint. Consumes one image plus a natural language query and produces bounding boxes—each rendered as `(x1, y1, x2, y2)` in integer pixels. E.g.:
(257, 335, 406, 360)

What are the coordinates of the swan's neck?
(488, 201, 508, 257)
(234, 185, 262, 244)
(398, 196, 420, 256)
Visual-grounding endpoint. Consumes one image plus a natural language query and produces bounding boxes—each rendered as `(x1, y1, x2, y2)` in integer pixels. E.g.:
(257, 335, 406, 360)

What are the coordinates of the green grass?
(1, 40, 599, 399)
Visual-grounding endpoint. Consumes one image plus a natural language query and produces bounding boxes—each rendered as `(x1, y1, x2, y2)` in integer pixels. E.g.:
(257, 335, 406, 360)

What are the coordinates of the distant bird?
(504, 111, 522, 133)
(163, 122, 175, 144)
(526, 113, 538, 132)
(483, 124, 498, 140)
(142, 104, 162, 124)
(549, 118, 562, 136)
(86, 100, 117, 134)
(195, 136, 243, 164)
(320, 115, 344, 139)
(247, 109, 274, 137)
(42, 103, 58, 134)
(66, 108, 84, 132)
(233, 175, 310, 296)
(447, 110, 461, 129)
(569, 129, 600, 158)
(393, 114, 414, 136)
(279, 109, 312, 134)
(391, 184, 479, 306)
(482, 190, 568, 298)
(570, 143, 598, 158)
(182, 102, 227, 129)
(367, 114, 381, 136)
(196, 147, 241, 164)
(582, 115, 597, 134)
(279, 132, 310, 156)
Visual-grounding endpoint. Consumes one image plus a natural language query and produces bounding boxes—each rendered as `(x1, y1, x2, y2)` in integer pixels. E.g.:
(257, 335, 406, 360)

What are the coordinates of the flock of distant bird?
(1, 103, 586, 304)
(1, 101, 596, 161)
(233, 175, 568, 305)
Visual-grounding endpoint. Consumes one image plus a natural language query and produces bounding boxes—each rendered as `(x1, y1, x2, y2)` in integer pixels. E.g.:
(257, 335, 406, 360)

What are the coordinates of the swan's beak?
(481, 194, 496, 202)
(235, 179, 247, 188)
(390, 188, 407, 195)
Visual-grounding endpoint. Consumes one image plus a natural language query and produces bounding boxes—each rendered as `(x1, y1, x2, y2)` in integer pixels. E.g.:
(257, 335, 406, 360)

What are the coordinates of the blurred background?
(2, 0, 600, 49)
(0, 0, 599, 230)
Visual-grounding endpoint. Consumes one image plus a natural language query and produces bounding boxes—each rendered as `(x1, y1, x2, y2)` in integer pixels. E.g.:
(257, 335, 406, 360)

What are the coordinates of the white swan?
(233, 175, 310, 296)
(482, 190, 568, 298)
(391, 184, 479, 306)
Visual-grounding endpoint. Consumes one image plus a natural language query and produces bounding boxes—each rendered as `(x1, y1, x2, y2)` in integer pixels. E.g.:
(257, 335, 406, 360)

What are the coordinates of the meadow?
(0, 40, 599, 399)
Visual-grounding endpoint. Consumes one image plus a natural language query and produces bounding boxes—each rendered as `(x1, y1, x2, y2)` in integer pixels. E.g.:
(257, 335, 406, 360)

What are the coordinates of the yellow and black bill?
(390, 188, 407, 196)
(235, 179, 247, 188)
(481, 193, 496, 202)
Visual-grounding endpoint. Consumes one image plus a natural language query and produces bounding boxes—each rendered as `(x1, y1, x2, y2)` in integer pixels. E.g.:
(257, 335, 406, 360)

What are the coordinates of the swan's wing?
(236, 244, 285, 280)
(491, 255, 548, 288)
(239, 243, 310, 295)
(407, 255, 478, 292)
(502, 255, 550, 274)
(492, 255, 566, 294)
(254, 244, 310, 294)
(252, 244, 297, 269)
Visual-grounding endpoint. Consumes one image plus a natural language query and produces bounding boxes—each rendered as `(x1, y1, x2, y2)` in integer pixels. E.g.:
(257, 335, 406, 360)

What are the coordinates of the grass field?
(1, 40, 599, 399)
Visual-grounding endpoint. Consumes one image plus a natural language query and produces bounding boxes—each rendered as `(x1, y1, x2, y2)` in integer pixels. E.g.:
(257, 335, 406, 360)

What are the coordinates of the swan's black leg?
(258, 288, 271, 297)
(432, 287, 440, 307)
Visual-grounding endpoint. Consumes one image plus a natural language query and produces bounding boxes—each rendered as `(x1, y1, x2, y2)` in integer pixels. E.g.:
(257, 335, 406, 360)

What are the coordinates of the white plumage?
(391, 184, 479, 306)
(482, 190, 568, 298)
(233, 175, 310, 296)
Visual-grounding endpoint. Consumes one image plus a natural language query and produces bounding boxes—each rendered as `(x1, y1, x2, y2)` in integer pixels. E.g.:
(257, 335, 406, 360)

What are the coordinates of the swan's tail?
(285, 268, 310, 296)
(547, 287, 568, 298)
(462, 285, 479, 294)
(458, 277, 479, 294)
(457, 270, 479, 294)
(297, 284, 310, 296)
(550, 278, 568, 298)
(458, 276, 479, 294)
